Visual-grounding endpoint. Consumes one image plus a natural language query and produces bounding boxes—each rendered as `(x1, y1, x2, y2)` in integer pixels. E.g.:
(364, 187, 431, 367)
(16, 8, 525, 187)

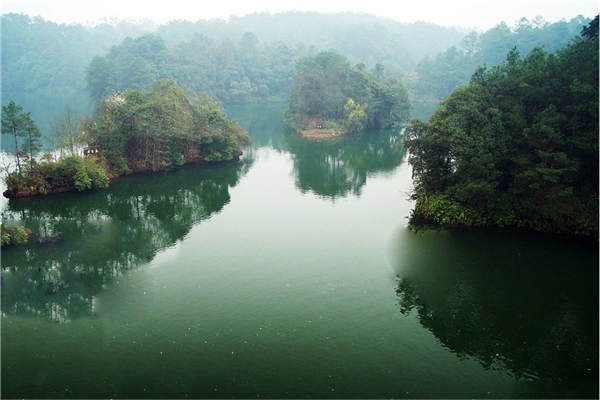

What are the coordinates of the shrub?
(4, 155, 111, 196)
(1, 226, 31, 247)
(73, 170, 92, 191)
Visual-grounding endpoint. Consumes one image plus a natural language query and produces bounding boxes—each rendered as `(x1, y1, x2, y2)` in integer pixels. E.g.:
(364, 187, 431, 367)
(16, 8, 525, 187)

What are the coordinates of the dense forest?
(85, 32, 304, 104)
(82, 14, 464, 105)
(405, 17, 599, 236)
(409, 15, 591, 100)
(1, 13, 155, 139)
(2, 80, 248, 198)
(284, 51, 411, 136)
(3, 11, 589, 148)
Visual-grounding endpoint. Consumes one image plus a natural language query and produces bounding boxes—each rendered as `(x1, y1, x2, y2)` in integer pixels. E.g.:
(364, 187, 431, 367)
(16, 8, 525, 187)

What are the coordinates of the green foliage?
(5, 11, 588, 144)
(4, 155, 111, 197)
(409, 16, 592, 100)
(343, 98, 367, 133)
(73, 170, 92, 191)
(21, 111, 43, 168)
(1, 101, 28, 170)
(1, 232, 10, 246)
(3, 82, 245, 199)
(78, 13, 467, 107)
(1, 14, 156, 143)
(87, 80, 248, 174)
(406, 21, 599, 237)
(1, 102, 43, 170)
(285, 51, 411, 134)
(1, 226, 31, 247)
(581, 15, 599, 40)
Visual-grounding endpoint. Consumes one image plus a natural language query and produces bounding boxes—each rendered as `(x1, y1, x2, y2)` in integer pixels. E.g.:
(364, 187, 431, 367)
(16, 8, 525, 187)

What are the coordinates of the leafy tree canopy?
(405, 18, 599, 236)
(285, 51, 411, 134)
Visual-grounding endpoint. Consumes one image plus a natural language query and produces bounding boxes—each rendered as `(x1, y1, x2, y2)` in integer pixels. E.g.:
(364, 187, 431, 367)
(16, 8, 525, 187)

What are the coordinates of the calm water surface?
(1, 103, 598, 399)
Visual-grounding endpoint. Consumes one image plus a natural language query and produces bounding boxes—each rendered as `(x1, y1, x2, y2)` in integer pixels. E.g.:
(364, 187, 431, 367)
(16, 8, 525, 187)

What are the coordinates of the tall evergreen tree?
(1, 101, 27, 171)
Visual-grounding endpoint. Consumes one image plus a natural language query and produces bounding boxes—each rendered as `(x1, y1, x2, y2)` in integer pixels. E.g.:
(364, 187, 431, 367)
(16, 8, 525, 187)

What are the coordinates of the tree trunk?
(13, 127, 21, 172)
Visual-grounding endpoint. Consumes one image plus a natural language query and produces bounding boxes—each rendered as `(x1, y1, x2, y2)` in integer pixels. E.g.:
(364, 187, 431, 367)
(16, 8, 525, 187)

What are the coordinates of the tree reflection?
(286, 129, 406, 200)
(392, 228, 599, 387)
(227, 102, 407, 201)
(1, 159, 251, 322)
(226, 103, 290, 153)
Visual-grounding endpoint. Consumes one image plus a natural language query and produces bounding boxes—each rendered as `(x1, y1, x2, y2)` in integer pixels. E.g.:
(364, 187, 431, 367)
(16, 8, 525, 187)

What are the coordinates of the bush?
(4, 155, 111, 196)
(73, 170, 92, 191)
(1, 232, 11, 246)
(1, 226, 31, 247)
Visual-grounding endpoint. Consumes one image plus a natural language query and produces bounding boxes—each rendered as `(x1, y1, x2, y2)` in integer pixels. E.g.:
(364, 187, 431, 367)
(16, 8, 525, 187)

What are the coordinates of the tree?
(373, 63, 384, 79)
(21, 112, 42, 169)
(51, 107, 86, 156)
(343, 98, 367, 133)
(581, 15, 599, 40)
(87, 79, 248, 173)
(285, 51, 411, 133)
(408, 16, 592, 101)
(1, 101, 27, 172)
(406, 18, 599, 236)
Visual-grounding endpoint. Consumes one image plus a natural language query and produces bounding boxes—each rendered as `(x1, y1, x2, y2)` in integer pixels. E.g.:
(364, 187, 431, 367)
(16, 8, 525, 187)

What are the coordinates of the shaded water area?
(1, 103, 598, 399)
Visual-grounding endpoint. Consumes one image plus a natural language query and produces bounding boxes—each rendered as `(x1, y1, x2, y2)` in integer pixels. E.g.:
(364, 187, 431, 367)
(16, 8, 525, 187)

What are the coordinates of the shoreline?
(2, 151, 243, 199)
(297, 129, 345, 140)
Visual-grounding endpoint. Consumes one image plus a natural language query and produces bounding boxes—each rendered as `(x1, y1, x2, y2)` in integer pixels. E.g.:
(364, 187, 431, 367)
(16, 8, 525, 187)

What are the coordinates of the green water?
(1, 103, 598, 399)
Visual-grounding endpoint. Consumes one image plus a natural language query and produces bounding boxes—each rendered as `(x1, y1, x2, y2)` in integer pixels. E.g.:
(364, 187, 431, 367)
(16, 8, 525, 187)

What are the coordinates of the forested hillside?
(83, 13, 467, 105)
(406, 17, 599, 236)
(1, 14, 155, 139)
(153, 12, 467, 63)
(408, 16, 591, 100)
(85, 32, 307, 104)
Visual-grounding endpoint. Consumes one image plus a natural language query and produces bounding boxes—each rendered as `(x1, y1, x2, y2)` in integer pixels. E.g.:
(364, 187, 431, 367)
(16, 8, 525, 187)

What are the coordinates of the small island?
(284, 52, 412, 139)
(2, 80, 249, 198)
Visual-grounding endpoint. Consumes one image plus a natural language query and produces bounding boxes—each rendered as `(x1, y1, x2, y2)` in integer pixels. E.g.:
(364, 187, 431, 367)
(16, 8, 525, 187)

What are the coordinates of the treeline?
(86, 32, 307, 104)
(87, 11, 468, 104)
(153, 12, 465, 62)
(84, 21, 456, 105)
(284, 52, 411, 135)
(2, 80, 249, 198)
(409, 16, 591, 100)
(405, 17, 599, 236)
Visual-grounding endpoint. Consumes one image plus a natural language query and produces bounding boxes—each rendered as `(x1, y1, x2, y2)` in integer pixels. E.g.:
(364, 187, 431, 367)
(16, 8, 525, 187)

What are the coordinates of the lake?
(1, 103, 598, 399)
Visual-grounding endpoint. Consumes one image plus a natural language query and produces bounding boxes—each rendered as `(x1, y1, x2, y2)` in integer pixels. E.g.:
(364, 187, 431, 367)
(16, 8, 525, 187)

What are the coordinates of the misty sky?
(1, 0, 598, 29)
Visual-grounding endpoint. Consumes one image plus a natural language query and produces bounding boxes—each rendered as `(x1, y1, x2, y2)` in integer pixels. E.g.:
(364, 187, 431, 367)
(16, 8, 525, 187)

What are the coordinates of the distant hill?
(1, 11, 466, 149)
(407, 15, 591, 100)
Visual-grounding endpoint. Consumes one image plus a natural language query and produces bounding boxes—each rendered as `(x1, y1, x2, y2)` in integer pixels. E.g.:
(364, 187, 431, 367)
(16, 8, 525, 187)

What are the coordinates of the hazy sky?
(1, 0, 598, 29)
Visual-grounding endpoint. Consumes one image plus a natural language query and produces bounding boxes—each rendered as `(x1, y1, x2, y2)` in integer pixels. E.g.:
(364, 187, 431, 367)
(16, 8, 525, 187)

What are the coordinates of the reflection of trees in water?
(393, 229, 599, 388)
(1, 160, 251, 322)
(226, 103, 290, 153)
(287, 129, 406, 200)
(227, 103, 408, 201)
